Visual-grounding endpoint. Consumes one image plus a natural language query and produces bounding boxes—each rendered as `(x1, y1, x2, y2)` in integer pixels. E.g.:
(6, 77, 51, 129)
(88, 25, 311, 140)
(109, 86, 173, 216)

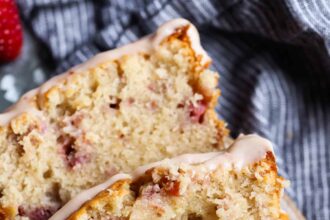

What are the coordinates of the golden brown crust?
(280, 212, 290, 220)
(0, 206, 16, 220)
(67, 154, 286, 220)
(164, 25, 229, 144)
(68, 180, 132, 220)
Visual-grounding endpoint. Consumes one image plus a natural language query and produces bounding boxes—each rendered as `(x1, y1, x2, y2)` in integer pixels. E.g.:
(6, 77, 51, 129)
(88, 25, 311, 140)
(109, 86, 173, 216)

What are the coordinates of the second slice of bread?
(0, 19, 228, 219)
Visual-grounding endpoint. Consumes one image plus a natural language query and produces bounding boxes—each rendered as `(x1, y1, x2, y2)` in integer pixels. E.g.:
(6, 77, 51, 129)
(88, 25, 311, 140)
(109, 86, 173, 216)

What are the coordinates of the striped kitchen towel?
(12, 0, 330, 219)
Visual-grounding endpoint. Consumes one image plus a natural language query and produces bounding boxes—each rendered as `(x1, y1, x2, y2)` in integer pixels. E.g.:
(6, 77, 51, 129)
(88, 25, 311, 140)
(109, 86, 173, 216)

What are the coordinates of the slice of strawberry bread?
(0, 19, 228, 219)
(51, 134, 288, 220)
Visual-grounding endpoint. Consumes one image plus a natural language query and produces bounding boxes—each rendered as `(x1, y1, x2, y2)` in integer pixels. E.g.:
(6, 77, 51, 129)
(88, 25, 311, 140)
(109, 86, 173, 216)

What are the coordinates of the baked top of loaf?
(0, 19, 228, 219)
(51, 134, 288, 220)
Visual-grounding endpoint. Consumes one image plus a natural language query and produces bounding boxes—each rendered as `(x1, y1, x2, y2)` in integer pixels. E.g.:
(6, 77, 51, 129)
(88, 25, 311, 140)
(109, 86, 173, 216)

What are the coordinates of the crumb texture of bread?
(0, 22, 227, 219)
(68, 152, 286, 220)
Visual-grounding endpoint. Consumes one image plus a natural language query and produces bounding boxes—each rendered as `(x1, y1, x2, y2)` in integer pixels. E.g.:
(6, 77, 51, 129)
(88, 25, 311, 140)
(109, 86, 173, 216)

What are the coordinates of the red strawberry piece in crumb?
(188, 100, 207, 123)
(0, 0, 23, 62)
(67, 151, 91, 168)
(70, 113, 85, 127)
(147, 100, 158, 111)
(18, 206, 25, 216)
(127, 97, 135, 106)
(163, 180, 180, 196)
(147, 83, 158, 93)
(177, 102, 185, 108)
(159, 176, 181, 196)
(18, 206, 58, 220)
(57, 135, 91, 168)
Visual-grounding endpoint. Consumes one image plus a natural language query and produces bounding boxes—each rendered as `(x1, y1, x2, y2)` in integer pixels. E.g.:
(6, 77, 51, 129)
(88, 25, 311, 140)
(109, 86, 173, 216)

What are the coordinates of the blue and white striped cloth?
(14, 0, 330, 219)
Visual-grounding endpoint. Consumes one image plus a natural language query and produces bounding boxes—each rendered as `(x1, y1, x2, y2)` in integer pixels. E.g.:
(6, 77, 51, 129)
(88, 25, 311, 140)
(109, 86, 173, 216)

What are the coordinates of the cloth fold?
(14, 0, 330, 219)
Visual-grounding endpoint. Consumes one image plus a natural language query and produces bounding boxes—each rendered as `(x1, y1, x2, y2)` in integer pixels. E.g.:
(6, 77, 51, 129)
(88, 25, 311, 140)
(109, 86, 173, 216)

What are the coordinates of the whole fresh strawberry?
(0, 0, 23, 62)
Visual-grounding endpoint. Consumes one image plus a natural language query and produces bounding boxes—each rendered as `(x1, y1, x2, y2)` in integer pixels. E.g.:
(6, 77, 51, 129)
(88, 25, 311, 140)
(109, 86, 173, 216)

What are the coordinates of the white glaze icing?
(72, 18, 210, 72)
(0, 18, 209, 126)
(50, 134, 274, 220)
(152, 19, 210, 65)
(204, 134, 273, 171)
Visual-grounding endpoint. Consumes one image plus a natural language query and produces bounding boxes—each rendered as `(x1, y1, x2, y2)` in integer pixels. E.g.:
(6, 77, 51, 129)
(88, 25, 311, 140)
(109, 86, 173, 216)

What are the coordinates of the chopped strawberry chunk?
(127, 97, 135, 106)
(67, 152, 91, 168)
(163, 180, 180, 196)
(57, 135, 90, 168)
(147, 84, 157, 93)
(188, 101, 207, 123)
(70, 113, 84, 127)
(18, 206, 57, 220)
(159, 176, 181, 196)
